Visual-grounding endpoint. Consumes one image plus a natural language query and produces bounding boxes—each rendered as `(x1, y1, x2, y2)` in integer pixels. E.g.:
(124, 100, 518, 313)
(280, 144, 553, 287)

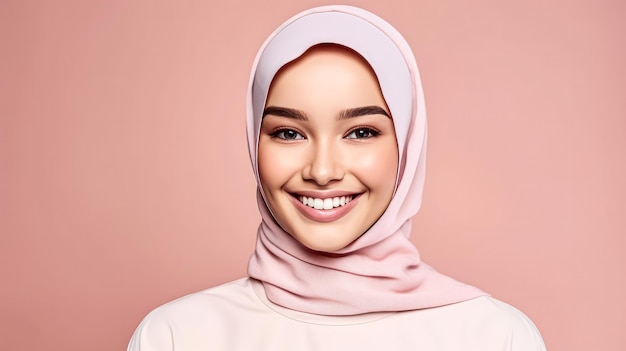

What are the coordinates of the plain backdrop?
(1, 0, 624, 350)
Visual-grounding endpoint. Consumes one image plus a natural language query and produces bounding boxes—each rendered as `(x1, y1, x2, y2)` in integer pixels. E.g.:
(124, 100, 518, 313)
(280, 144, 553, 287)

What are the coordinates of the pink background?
(1, 0, 624, 350)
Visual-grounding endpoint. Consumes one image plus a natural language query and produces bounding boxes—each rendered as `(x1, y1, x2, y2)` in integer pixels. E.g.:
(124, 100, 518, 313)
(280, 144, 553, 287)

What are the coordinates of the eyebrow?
(263, 106, 308, 121)
(338, 106, 390, 120)
(263, 105, 390, 121)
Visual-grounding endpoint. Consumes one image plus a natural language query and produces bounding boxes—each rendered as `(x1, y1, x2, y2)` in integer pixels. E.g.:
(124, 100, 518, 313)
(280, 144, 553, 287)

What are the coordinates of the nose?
(302, 140, 344, 186)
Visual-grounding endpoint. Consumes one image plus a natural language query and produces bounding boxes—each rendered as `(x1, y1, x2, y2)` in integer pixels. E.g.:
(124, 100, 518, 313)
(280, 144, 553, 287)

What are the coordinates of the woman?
(128, 5, 545, 350)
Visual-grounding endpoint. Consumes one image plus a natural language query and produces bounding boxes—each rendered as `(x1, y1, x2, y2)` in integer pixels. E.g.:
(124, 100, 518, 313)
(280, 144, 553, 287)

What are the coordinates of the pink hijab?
(246, 5, 486, 316)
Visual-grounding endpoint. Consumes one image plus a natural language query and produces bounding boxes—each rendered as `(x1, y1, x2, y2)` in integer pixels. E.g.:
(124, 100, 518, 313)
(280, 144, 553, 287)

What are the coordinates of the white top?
(128, 278, 546, 351)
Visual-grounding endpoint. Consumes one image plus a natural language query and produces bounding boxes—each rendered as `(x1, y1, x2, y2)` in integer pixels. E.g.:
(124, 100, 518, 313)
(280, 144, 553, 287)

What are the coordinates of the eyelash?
(268, 126, 381, 141)
(344, 126, 381, 139)
(269, 128, 305, 141)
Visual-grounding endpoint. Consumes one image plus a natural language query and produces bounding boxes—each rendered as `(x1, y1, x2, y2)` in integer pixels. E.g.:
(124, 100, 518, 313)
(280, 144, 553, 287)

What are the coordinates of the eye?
(345, 127, 380, 139)
(270, 128, 305, 141)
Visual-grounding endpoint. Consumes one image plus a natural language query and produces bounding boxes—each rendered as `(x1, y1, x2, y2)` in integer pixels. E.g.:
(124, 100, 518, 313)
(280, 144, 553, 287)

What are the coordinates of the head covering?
(246, 5, 486, 316)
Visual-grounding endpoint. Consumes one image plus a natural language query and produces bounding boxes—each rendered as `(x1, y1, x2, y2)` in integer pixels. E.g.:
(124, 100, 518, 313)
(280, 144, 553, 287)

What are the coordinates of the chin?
(300, 239, 348, 253)
(290, 226, 362, 253)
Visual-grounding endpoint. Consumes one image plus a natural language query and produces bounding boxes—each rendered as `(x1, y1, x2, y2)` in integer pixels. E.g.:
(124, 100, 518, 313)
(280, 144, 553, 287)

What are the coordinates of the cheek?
(351, 143, 398, 192)
(257, 138, 299, 190)
(257, 143, 277, 190)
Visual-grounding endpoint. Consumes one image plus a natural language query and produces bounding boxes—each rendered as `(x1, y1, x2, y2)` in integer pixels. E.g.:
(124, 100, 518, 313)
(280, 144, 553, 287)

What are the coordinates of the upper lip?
(289, 190, 362, 198)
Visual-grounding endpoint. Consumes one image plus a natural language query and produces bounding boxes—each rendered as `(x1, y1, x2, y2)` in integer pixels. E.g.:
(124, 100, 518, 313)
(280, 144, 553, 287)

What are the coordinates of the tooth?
(340, 196, 346, 206)
(313, 198, 323, 209)
(333, 197, 339, 207)
(308, 197, 314, 207)
(323, 198, 333, 210)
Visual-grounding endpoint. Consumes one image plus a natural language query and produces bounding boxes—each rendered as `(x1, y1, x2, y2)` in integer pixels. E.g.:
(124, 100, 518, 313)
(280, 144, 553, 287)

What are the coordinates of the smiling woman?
(258, 45, 398, 252)
(128, 5, 546, 350)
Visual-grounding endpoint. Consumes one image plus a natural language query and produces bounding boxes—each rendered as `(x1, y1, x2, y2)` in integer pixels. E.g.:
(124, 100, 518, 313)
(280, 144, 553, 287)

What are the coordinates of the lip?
(288, 192, 361, 223)
(290, 190, 359, 198)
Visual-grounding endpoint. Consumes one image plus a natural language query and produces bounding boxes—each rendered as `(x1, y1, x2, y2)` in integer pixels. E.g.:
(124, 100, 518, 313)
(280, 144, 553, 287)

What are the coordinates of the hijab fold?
(246, 5, 486, 316)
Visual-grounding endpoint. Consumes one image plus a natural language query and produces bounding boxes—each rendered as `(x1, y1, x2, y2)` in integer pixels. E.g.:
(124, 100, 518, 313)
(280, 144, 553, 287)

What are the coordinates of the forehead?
(272, 44, 376, 82)
(266, 45, 386, 108)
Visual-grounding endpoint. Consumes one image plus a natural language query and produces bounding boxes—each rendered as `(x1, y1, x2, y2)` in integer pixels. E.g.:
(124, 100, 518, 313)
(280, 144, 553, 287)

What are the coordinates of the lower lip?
(289, 194, 360, 223)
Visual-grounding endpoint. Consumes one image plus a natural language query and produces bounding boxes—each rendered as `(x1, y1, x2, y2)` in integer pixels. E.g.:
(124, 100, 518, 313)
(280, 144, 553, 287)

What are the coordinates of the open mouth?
(292, 194, 358, 210)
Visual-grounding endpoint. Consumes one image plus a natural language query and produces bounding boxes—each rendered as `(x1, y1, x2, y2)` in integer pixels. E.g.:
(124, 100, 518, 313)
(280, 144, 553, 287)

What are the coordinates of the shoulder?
(437, 295, 547, 350)
(137, 278, 256, 323)
(391, 295, 546, 350)
(127, 278, 258, 351)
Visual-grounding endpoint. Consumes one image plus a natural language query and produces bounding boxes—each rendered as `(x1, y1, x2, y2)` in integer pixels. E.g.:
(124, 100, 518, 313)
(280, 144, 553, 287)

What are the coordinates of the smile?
(298, 195, 353, 210)
(288, 192, 361, 223)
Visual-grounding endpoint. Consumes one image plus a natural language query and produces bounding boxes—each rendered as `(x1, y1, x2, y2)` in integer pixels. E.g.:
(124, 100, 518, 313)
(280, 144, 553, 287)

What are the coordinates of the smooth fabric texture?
(128, 278, 546, 351)
(247, 5, 485, 315)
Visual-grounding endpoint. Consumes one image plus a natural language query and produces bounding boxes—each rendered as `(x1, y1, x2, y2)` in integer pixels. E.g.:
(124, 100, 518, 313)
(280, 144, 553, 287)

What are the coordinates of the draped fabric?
(246, 5, 486, 316)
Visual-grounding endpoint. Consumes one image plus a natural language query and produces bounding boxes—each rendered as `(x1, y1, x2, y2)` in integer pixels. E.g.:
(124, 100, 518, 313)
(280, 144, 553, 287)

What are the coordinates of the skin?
(258, 45, 399, 252)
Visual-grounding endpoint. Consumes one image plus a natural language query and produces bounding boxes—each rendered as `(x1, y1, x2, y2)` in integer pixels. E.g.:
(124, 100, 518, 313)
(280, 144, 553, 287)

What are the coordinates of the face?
(258, 45, 399, 252)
